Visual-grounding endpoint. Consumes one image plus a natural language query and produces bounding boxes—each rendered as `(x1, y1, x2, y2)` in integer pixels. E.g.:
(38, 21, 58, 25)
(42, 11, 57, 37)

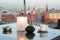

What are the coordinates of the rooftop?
(49, 10, 60, 13)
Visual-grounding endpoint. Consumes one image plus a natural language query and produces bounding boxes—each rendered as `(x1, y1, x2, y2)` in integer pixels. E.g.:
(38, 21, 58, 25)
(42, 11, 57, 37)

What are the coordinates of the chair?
(55, 19, 60, 29)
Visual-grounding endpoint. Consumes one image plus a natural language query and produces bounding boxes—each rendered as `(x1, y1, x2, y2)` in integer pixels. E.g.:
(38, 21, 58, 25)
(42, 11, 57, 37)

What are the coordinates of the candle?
(40, 24, 48, 32)
(17, 16, 28, 31)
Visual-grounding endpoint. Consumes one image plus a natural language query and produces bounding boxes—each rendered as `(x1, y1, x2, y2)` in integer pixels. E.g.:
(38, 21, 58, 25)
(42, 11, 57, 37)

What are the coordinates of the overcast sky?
(0, 0, 60, 9)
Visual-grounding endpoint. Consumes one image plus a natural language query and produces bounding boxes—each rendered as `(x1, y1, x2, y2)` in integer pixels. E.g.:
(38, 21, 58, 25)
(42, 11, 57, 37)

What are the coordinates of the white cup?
(40, 24, 48, 31)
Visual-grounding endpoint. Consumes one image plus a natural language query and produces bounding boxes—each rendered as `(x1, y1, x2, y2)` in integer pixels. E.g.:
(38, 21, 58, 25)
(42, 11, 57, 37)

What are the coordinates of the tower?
(44, 4, 50, 23)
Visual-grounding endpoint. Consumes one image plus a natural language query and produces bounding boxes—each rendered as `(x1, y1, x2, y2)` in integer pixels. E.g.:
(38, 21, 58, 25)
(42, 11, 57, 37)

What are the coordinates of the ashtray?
(3, 26, 12, 34)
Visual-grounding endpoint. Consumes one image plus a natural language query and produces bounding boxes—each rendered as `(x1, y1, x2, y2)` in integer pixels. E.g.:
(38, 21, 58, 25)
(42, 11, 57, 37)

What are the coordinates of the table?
(0, 23, 60, 40)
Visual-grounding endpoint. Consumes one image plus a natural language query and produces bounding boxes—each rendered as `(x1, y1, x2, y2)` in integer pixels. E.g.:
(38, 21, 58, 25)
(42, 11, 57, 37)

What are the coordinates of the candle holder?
(3, 26, 12, 34)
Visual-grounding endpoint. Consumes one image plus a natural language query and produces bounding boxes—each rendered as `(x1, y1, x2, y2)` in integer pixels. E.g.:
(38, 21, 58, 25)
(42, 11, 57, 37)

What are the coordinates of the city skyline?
(0, 0, 60, 9)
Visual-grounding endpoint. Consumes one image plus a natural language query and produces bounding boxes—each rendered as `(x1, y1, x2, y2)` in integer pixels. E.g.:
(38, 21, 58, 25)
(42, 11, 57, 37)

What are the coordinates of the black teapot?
(25, 26, 35, 33)
(3, 26, 12, 34)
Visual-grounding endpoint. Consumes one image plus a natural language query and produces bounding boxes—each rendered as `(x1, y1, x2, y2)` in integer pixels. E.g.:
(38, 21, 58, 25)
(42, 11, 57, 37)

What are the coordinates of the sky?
(0, 0, 60, 9)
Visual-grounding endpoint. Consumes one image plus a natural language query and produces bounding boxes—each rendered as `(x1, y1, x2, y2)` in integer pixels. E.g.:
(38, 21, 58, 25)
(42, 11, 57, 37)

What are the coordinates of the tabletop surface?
(0, 23, 60, 40)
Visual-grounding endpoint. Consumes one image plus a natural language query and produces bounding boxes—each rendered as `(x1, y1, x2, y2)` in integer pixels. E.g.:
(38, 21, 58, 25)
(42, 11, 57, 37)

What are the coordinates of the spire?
(46, 4, 48, 12)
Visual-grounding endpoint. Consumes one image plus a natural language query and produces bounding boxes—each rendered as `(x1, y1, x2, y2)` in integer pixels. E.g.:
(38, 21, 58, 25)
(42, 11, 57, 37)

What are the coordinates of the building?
(44, 5, 60, 23)
(49, 10, 60, 23)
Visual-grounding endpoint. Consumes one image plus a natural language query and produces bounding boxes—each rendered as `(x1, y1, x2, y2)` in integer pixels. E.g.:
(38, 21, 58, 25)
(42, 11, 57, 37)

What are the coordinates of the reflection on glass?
(19, 36, 27, 40)
(40, 32, 47, 38)
(18, 32, 27, 40)
(25, 33, 35, 40)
